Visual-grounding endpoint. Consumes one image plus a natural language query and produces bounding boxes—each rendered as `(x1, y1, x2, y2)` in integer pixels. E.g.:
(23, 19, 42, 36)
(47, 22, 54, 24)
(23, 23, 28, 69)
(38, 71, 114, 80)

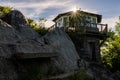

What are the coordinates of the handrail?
(48, 24, 55, 31)
(85, 23, 108, 33)
(48, 23, 108, 34)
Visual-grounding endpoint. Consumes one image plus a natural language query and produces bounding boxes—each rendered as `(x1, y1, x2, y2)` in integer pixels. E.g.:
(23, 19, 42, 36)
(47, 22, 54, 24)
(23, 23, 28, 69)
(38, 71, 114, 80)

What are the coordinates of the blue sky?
(0, 0, 120, 28)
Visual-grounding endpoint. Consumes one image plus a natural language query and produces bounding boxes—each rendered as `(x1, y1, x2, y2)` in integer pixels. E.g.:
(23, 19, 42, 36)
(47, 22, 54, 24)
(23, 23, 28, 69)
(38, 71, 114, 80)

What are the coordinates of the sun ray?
(71, 6, 80, 13)
(72, 7, 77, 12)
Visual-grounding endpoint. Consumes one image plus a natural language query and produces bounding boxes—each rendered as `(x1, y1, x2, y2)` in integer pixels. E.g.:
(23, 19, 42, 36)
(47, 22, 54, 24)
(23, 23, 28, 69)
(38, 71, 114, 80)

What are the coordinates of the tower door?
(89, 42, 96, 61)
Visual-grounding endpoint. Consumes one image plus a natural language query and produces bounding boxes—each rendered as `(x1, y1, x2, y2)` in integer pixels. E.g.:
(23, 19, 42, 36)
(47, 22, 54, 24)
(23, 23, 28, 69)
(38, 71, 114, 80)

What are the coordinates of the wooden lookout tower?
(51, 10, 108, 62)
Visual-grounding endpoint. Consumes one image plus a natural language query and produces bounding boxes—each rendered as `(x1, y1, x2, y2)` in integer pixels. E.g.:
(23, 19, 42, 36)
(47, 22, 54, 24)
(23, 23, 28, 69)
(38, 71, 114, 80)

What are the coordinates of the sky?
(0, 0, 120, 29)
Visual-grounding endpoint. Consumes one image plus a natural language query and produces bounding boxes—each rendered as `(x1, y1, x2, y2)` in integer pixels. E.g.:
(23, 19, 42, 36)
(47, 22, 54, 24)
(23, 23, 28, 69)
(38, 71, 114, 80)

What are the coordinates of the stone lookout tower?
(52, 10, 108, 62)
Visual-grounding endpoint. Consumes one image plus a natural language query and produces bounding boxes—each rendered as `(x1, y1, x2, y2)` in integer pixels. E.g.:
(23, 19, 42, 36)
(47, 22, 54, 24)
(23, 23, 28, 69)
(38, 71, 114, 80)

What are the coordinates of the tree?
(101, 17, 120, 72)
(27, 18, 37, 29)
(38, 18, 47, 28)
(27, 18, 48, 36)
(0, 6, 12, 17)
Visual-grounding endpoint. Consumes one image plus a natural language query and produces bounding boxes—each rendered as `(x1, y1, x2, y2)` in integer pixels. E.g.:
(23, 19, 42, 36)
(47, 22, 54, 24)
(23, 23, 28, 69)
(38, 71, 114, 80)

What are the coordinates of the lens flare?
(72, 7, 78, 13)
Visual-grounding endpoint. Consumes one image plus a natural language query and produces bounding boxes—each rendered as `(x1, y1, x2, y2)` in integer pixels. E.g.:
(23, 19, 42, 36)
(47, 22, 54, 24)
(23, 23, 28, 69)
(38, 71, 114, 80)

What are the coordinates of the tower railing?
(48, 23, 108, 34)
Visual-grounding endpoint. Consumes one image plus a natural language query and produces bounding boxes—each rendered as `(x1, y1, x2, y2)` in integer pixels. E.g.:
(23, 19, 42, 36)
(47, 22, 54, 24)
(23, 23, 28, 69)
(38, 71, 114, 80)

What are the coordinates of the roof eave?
(53, 11, 102, 23)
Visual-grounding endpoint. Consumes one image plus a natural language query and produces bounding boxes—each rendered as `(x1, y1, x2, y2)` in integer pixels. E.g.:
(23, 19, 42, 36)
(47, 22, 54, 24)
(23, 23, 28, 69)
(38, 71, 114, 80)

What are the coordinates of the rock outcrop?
(0, 10, 80, 80)
(42, 28, 80, 72)
(1, 10, 40, 39)
(0, 10, 57, 59)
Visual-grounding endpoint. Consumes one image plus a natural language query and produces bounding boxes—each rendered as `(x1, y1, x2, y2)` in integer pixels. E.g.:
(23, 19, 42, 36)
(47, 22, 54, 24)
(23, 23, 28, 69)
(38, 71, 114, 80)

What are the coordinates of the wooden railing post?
(101, 24, 103, 32)
(106, 24, 108, 33)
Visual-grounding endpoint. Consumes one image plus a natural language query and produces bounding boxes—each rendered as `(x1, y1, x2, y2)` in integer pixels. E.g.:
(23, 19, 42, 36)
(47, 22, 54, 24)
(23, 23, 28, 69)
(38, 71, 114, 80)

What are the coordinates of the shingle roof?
(53, 10, 102, 23)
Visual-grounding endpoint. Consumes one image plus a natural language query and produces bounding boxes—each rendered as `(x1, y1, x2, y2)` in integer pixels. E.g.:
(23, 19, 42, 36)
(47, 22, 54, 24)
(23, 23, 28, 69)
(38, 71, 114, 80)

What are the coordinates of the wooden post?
(101, 24, 103, 32)
(55, 22, 57, 27)
(106, 24, 108, 33)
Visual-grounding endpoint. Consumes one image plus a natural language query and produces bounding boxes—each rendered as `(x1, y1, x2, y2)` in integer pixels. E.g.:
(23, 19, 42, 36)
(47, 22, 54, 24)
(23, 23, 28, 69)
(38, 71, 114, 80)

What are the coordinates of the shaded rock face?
(0, 10, 80, 80)
(86, 63, 114, 80)
(0, 58, 17, 80)
(111, 71, 120, 80)
(0, 19, 18, 43)
(43, 28, 80, 72)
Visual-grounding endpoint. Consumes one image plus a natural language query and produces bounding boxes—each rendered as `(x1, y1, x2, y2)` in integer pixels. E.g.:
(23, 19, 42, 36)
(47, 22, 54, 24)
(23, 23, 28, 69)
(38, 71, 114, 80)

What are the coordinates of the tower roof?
(53, 10, 102, 23)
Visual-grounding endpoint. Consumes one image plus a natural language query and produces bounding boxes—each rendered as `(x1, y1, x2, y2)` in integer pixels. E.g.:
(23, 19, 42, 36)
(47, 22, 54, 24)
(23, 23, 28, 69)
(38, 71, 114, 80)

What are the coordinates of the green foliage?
(27, 18, 48, 35)
(0, 6, 12, 17)
(27, 18, 38, 29)
(34, 26, 48, 36)
(101, 17, 120, 72)
(68, 69, 93, 80)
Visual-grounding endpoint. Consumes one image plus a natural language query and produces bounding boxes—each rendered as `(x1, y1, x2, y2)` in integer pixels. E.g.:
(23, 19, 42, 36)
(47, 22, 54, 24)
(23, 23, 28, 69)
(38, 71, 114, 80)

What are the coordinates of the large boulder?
(0, 10, 80, 80)
(0, 10, 58, 80)
(42, 28, 80, 72)
(1, 10, 40, 39)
